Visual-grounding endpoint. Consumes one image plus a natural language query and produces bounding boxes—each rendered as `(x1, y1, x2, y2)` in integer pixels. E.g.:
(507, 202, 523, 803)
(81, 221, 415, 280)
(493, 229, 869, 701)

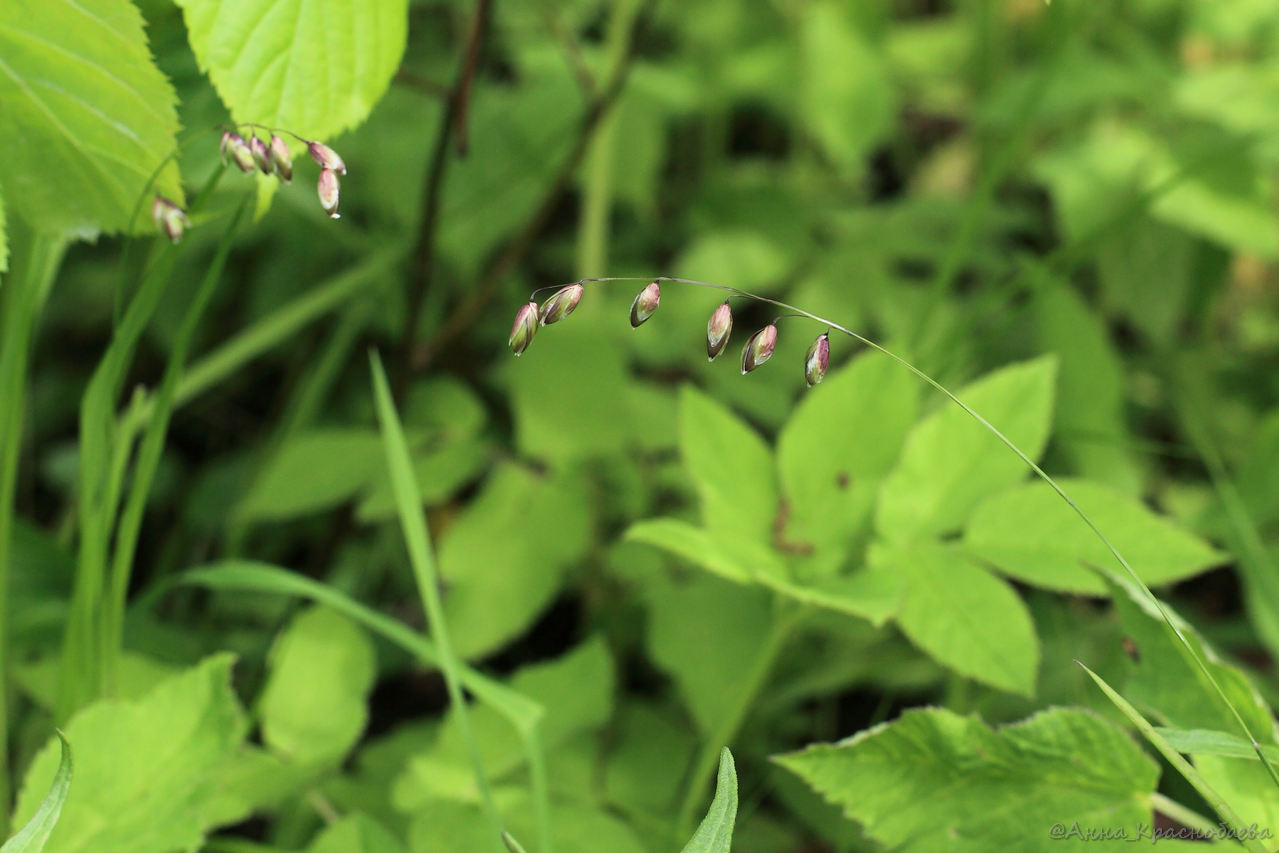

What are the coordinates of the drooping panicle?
(740, 323, 778, 374)
(539, 283, 584, 326)
(317, 168, 341, 219)
(804, 332, 830, 386)
(270, 135, 293, 182)
(221, 131, 256, 173)
(308, 141, 347, 175)
(152, 196, 190, 244)
(706, 300, 733, 361)
(509, 301, 540, 356)
(629, 281, 661, 328)
(249, 135, 273, 174)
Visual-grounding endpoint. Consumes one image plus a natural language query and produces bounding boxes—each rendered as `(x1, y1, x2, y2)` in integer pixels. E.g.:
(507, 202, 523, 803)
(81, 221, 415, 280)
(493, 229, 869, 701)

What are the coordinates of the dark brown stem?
(395, 0, 492, 400)
(412, 0, 654, 370)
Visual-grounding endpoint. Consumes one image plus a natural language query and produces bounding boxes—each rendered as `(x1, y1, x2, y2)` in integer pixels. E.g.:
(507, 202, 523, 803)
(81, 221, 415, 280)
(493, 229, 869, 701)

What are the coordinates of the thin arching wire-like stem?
(523, 273, 1279, 792)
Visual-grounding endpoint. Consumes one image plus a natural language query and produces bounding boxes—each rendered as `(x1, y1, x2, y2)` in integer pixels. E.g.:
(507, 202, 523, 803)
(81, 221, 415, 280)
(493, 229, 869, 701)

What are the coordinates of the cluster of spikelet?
(508, 280, 831, 387)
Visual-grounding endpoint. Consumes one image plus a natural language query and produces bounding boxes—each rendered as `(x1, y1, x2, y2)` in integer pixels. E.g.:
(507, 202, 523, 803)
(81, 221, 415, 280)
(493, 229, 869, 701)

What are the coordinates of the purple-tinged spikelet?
(539, 284, 584, 326)
(308, 141, 347, 175)
(804, 332, 830, 387)
(706, 301, 733, 361)
(740, 323, 778, 374)
(249, 135, 272, 174)
(630, 281, 661, 328)
(509, 301, 540, 356)
(270, 136, 293, 182)
(317, 168, 341, 219)
(221, 132, 256, 173)
(152, 196, 190, 243)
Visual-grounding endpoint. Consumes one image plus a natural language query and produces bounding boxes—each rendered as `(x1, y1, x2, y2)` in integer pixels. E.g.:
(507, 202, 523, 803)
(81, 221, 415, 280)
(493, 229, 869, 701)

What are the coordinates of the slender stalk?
(0, 232, 68, 831)
(531, 273, 1279, 792)
(1149, 792, 1218, 837)
(672, 603, 805, 841)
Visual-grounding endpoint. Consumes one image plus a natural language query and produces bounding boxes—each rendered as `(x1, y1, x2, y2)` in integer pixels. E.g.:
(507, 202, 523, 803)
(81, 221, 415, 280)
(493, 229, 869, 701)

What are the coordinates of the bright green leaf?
(11, 655, 247, 853)
(680, 748, 737, 853)
(964, 479, 1225, 594)
(0, 0, 182, 236)
(776, 707, 1157, 852)
(1, 731, 71, 853)
(355, 435, 490, 523)
(777, 351, 918, 573)
(174, 0, 407, 140)
(408, 794, 645, 853)
(1153, 727, 1279, 763)
(679, 385, 777, 543)
(876, 356, 1057, 542)
(873, 542, 1038, 695)
(260, 607, 377, 764)
(307, 814, 405, 853)
(0, 188, 7, 273)
(625, 518, 762, 585)
(238, 430, 382, 521)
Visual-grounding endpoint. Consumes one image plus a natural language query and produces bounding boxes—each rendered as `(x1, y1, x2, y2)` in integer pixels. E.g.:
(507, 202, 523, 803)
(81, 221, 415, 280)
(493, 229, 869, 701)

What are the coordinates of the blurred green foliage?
(7, 0, 1279, 851)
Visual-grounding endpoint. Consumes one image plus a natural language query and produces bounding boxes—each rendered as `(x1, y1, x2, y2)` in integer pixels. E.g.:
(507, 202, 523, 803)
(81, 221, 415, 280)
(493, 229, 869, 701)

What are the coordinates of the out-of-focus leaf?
(238, 430, 382, 521)
(876, 357, 1057, 542)
(437, 464, 592, 660)
(1, 731, 71, 853)
(307, 814, 405, 853)
(679, 385, 777, 543)
(0, 0, 182, 237)
(355, 435, 490, 522)
(873, 542, 1038, 696)
(260, 607, 377, 764)
(680, 748, 737, 853)
(1153, 727, 1279, 762)
(964, 479, 1225, 594)
(173, 0, 407, 140)
(776, 707, 1157, 852)
(10, 655, 246, 853)
(407, 794, 645, 853)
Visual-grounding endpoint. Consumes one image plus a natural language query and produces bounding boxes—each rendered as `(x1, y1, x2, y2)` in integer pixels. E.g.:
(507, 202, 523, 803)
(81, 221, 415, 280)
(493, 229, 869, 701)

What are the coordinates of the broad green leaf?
(1034, 282, 1140, 494)
(798, 2, 894, 170)
(407, 794, 645, 853)
(260, 607, 377, 764)
(354, 434, 490, 522)
(644, 575, 773, 736)
(394, 638, 613, 810)
(238, 430, 383, 521)
(680, 748, 737, 853)
(776, 707, 1157, 853)
(873, 542, 1038, 695)
(679, 385, 777, 543)
(603, 704, 695, 817)
(0, 0, 182, 236)
(11, 655, 247, 853)
(437, 464, 593, 660)
(174, 0, 407, 140)
(777, 351, 918, 574)
(876, 356, 1057, 542)
(964, 479, 1225, 594)
(1153, 727, 1279, 763)
(625, 517, 766, 584)
(307, 814, 405, 853)
(1, 731, 71, 853)
(0, 188, 7, 273)
(203, 746, 317, 827)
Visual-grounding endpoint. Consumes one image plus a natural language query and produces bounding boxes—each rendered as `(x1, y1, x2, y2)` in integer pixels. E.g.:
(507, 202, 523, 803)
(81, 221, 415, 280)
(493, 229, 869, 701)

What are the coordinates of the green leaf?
(1153, 727, 1279, 763)
(876, 356, 1057, 541)
(624, 518, 763, 585)
(260, 606, 377, 764)
(777, 351, 918, 573)
(173, 0, 407, 140)
(776, 707, 1158, 853)
(1, 731, 71, 853)
(873, 542, 1038, 695)
(238, 430, 383, 521)
(0, 187, 7, 273)
(437, 464, 593, 660)
(680, 748, 737, 853)
(354, 435, 490, 523)
(11, 655, 247, 853)
(0, 0, 182, 236)
(307, 814, 405, 853)
(679, 385, 777, 543)
(964, 479, 1225, 594)
(798, 2, 894, 171)
(407, 795, 646, 853)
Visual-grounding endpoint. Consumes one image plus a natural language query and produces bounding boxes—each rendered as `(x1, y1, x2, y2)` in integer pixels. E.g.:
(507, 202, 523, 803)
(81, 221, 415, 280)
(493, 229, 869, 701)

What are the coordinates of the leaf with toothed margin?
(173, 0, 408, 141)
(0, 0, 183, 238)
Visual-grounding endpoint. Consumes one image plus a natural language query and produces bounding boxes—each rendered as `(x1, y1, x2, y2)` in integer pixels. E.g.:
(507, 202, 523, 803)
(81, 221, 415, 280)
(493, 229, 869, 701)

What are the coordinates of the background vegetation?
(5, 0, 1279, 850)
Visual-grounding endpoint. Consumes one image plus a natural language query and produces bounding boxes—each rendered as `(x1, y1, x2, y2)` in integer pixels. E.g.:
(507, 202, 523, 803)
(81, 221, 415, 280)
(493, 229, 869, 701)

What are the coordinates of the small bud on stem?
(221, 131, 256, 173)
(539, 283, 583, 326)
(249, 135, 273, 174)
(509, 301, 540, 356)
(152, 195, 190, 243)
(308, 141, 347, 175)
(741, 323, 778, 374)
(706, 300, 733, 361)
(317, 168, 341, 219)
(630, 281, 661, 328)
(270, 135, 293, 182)
(804, 332, 830, 386)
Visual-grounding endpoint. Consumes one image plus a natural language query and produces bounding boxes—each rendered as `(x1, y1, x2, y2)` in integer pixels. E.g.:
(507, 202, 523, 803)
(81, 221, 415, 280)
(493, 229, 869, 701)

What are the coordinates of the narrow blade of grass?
(680, 748, 737, 853)
(1075, 661, 1268, 853)
(1, 730, 72, 853)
